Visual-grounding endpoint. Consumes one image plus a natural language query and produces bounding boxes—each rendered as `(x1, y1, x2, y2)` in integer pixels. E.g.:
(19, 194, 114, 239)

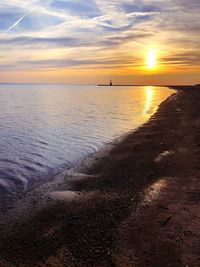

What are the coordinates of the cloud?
(0, 0, 199, 75)
(0, 56, 143, 71)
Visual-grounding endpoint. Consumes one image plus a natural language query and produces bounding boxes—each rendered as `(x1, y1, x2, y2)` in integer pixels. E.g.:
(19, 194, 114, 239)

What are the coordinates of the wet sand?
(0, 86, 200, 266)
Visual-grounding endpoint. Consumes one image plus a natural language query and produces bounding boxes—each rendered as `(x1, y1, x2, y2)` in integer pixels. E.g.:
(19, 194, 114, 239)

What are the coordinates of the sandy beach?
(0, 86, 200, 266)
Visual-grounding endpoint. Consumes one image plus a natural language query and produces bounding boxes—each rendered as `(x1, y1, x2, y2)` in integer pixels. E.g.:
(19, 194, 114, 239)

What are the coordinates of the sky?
(0, 0, 199, 85)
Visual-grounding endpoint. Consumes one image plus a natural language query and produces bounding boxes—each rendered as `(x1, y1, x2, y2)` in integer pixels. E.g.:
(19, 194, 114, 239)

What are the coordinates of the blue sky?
(0, 0, 199, 84)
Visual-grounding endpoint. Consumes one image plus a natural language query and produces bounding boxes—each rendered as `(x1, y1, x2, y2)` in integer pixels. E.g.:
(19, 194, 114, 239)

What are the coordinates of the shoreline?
(1, 86, 200, 266)
(77, 89, 177, 174)
(0, 86, 175, 218)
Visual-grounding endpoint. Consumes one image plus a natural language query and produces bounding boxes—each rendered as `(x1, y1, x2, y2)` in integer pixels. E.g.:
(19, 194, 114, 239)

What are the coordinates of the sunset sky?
(0, 0, 199, 85)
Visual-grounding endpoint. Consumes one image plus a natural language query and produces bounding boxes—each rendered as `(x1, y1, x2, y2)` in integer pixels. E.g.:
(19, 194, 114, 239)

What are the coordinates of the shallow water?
(0, 84, 173, 204)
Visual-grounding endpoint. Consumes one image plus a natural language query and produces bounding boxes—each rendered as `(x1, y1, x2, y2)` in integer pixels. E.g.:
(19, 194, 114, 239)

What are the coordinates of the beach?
(0, 86, 200, 266)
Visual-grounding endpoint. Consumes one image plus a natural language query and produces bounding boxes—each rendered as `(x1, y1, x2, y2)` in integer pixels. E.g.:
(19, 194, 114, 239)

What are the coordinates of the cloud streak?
(0, 0, 199, 84)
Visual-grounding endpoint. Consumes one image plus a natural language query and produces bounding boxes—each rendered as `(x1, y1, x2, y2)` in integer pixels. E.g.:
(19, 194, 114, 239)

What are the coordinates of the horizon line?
(0, 82, 195, 86)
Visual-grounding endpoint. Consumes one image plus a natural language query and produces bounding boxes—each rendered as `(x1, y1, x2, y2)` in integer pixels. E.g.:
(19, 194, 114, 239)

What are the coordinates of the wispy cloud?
(0, 0, 199, 83)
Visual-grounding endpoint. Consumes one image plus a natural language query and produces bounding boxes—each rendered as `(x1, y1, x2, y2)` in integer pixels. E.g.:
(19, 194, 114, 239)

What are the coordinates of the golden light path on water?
(143, 86, 155, 116)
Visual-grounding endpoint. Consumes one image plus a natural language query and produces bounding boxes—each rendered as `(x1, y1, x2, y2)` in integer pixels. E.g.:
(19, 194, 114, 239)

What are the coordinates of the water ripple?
(0, 84, 174, 210)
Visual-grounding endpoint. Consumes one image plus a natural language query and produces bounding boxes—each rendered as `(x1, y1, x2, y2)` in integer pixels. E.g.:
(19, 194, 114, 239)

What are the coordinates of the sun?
(146, 50, 156, 69)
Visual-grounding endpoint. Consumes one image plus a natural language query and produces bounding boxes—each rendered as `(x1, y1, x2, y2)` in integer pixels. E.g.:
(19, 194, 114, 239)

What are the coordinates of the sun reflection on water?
(143, 86, 155, 116)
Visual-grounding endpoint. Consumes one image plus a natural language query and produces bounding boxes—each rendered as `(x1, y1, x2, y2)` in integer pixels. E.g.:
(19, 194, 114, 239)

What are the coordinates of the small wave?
(24, 165, 36, 172)
(29, 142, 54, 151)
(19, 156, 48, 171)
(34, 162, 45, 168)
(0, 169, 16, 179)
(36, 140, 48, 146)
(0, 159, 19, 165)
(29, 152, 44, 158)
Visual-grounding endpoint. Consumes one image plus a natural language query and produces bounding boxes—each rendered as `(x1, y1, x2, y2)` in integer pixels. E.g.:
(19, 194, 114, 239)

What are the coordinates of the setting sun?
(146, 50, 156, 69)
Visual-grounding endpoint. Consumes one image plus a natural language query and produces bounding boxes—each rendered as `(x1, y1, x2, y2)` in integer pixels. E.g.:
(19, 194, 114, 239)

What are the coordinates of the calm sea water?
(0, 84, 173, 205)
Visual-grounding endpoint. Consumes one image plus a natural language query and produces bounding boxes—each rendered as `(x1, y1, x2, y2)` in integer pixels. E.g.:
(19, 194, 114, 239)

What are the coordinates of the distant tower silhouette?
(110, 80, 113, 86)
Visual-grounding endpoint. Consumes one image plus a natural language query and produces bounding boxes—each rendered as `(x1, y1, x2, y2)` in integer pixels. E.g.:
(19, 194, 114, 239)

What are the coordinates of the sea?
(0, 84, 174, 210)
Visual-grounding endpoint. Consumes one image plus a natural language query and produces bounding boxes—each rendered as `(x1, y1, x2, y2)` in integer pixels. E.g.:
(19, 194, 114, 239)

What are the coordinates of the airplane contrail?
(1, 10, 33, 37)
(6, 13, 27, 32)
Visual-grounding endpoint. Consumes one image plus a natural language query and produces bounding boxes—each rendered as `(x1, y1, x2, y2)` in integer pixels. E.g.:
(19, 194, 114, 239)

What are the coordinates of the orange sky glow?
(0, 0, 199, 85)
